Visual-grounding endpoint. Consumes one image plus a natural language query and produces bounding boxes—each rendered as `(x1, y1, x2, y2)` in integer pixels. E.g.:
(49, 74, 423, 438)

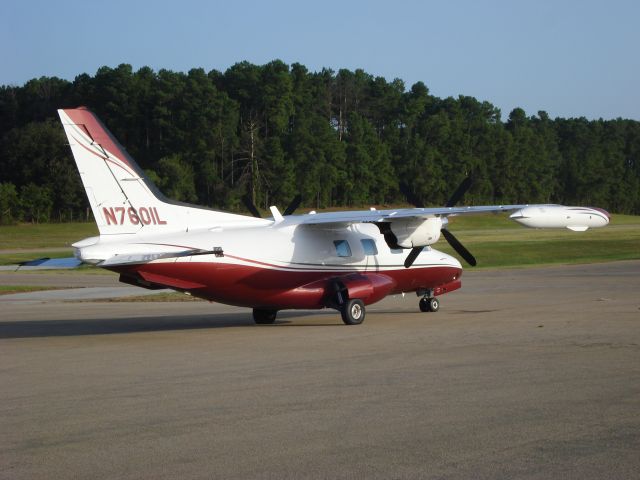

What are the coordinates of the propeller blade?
(445, 176, 473, 208)
(242, 195, 262, 218)
(375, 222, 401, 250)
(441, 229, 477, 266)
(404, 246, 424, 268)
(399, 182, 424, 208)
(283, 194, 302, 216)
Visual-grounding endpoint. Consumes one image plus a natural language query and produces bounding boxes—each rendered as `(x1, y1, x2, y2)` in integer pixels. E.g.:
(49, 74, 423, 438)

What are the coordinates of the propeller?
(242, 194, 303, 219)
(242, 195, 262, 219)
(283, 194, 302, 216)
(441, 229, 476, 266)
(402, 175, 477, 268)
(445, 176, 473, 208)
(404, 246, 424, 268)
(399, 182, 424, 209)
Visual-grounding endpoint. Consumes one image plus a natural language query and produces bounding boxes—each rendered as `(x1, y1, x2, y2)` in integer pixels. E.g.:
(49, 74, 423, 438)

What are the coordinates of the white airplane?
(56, 107, 610, 325)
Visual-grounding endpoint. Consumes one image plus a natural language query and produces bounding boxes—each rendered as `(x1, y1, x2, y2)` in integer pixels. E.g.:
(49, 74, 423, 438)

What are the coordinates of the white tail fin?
(58, 108, 264, 235)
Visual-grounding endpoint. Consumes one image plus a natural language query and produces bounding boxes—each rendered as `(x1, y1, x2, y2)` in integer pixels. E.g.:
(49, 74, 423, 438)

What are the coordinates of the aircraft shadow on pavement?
(0, 311, 340, 339)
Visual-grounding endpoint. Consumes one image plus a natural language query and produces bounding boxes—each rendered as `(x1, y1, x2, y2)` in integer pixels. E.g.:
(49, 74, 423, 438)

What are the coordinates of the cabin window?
(361, 239, 378, 256)
(333, 240, 352, 257)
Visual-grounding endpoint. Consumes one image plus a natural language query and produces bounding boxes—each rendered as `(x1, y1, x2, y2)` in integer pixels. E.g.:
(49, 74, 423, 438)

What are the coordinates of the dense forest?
(1, 61, 639, 224)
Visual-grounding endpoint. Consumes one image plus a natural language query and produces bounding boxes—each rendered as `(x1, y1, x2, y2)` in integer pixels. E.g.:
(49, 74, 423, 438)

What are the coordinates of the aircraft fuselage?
(78, 222, 462, 310)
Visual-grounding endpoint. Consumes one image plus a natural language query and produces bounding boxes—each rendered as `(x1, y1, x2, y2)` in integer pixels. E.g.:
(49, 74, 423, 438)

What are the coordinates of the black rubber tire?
(428, 297, 440, 313)
(341, 299, 365, 325)
(253, 308, 277, 324)
(419, 297, 430, 312)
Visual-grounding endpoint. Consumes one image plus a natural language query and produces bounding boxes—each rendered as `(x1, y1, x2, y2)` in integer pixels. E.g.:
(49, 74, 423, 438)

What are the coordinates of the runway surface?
(1, 261, 639, 479)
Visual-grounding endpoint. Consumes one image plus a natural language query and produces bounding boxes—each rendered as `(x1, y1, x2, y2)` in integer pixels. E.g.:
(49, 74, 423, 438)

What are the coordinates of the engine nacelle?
(388, 217, 443, 248)
(509, 206, 610, 231)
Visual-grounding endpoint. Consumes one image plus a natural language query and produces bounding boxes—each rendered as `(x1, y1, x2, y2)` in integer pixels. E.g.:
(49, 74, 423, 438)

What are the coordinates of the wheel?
(419, 297, 430, 312)
(428, 297, 439, 312)
(341, 299, 365, 325)
(253, 308, 277, 324)
(419, 297, 440, 312)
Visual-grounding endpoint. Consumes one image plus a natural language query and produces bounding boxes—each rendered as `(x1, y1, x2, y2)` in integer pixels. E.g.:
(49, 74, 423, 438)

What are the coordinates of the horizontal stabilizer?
(17, 257, 83, 269)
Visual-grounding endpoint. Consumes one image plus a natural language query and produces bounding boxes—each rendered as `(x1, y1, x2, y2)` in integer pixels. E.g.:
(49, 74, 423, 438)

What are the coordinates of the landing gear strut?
(253, 308, 277, 324)
(419, 296, 439, 313)
(341, 298, 365, 325)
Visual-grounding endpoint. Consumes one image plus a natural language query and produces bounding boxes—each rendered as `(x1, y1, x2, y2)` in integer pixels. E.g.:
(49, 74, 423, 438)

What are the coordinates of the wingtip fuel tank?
(509, 206, 610, 230)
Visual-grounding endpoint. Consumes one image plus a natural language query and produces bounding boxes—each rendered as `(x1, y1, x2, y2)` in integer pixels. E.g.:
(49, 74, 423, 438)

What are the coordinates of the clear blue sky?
(2, 0, 639, 120)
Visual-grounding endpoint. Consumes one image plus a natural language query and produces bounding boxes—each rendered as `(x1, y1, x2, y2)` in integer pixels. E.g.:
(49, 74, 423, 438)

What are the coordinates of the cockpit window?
(333, 240, 352, 257)
(361, 239, 378, 255)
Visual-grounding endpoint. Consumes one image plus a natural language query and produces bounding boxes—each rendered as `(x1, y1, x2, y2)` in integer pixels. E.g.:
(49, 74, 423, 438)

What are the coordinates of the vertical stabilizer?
(58, 108, 264, 235)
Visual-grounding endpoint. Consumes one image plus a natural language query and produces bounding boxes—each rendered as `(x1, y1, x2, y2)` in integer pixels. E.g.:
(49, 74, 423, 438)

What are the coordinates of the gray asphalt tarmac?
(1, 261, 639, 479)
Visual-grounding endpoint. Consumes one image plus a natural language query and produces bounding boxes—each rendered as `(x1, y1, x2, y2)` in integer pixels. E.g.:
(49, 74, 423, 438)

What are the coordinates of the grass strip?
(0, 222, 98, 249)
(0, 251, 73, 266)
(0, 285, 72, 295)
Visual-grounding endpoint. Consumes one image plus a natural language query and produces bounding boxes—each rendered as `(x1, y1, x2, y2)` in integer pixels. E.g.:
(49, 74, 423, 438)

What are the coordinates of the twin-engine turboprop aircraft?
(57, 107, 610, 325)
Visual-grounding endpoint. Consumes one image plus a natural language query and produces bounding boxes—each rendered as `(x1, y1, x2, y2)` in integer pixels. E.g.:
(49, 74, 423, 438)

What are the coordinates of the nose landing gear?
(418, 292, 440, 313)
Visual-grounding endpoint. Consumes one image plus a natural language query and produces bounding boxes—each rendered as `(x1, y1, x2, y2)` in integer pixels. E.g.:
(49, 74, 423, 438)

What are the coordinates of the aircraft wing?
(285, 204, 537, 227)
(279, 203, 609, 268)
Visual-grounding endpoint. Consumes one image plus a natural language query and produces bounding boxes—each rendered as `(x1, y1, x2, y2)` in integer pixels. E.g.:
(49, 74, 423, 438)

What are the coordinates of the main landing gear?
(253, 303, 366, 326)
(253, 308, 277, 324)
(341, 298, 366, 325)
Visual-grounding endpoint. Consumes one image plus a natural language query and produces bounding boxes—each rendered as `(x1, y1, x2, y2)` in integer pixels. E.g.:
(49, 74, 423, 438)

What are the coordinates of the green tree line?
(1, 61, 639, 224)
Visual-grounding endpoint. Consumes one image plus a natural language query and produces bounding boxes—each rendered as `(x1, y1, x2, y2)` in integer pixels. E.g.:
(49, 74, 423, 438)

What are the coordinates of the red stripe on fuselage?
(114, 260, 462, 310)
(224, 253, 451, 273)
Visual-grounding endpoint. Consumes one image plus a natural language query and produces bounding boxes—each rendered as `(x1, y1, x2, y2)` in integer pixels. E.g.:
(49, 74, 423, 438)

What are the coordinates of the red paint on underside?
(115, 261, 463, 310)
(433, 279, 462, 296)
(137, 271, 206, 290)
